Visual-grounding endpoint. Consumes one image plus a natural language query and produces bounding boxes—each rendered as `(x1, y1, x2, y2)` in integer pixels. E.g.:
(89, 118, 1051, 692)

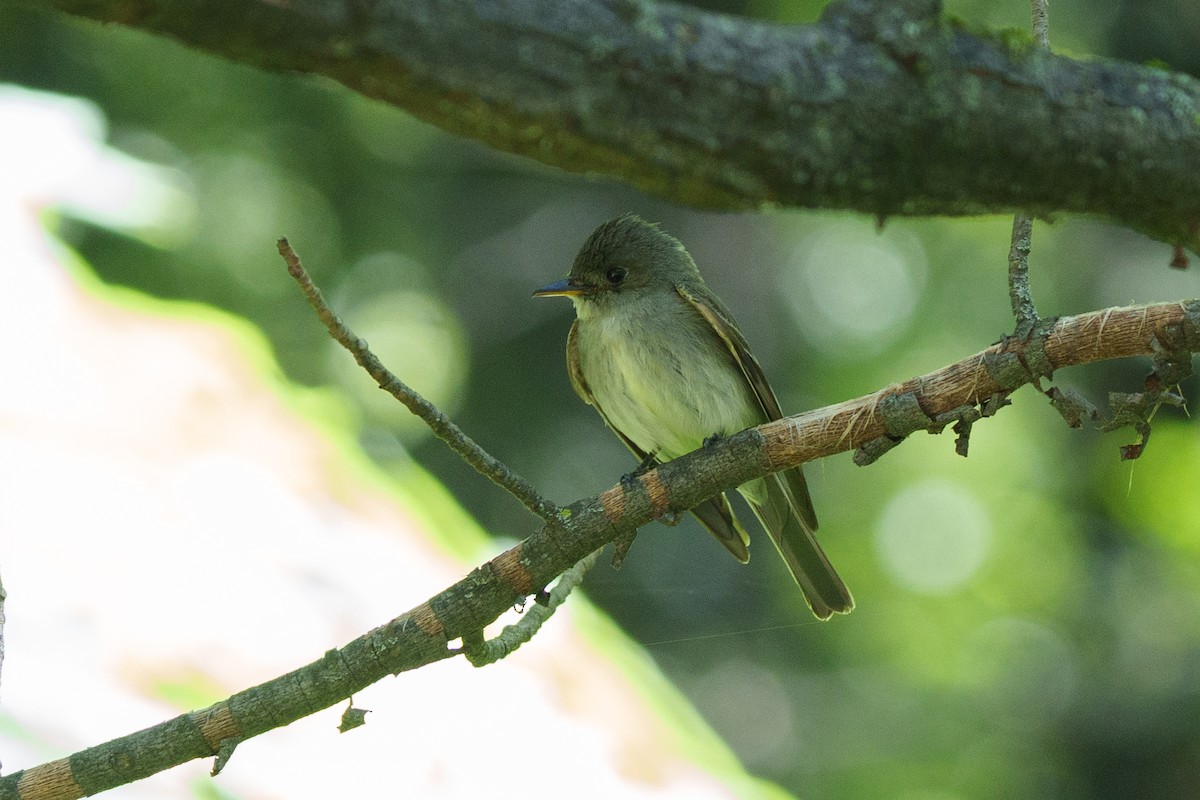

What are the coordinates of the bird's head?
(533, 214, 699, 313)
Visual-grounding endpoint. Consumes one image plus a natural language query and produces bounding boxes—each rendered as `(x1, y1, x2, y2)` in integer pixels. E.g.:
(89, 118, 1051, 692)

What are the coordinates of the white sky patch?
(0, 83, 195, 247)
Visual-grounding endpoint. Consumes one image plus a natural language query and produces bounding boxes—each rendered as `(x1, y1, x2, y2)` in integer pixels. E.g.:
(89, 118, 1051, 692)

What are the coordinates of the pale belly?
(576, 299, 762, 461)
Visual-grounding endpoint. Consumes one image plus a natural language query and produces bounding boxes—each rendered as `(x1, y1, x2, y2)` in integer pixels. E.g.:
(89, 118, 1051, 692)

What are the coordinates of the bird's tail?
(747, 468, 853, 620)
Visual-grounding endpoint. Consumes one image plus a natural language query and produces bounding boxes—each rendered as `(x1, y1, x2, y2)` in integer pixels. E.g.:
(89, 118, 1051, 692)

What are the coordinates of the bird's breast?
(575, 296, 760, 460)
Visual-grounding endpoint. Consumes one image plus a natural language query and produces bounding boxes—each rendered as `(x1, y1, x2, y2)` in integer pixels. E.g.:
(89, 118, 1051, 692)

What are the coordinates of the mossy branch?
(23, 0, 1200, 251)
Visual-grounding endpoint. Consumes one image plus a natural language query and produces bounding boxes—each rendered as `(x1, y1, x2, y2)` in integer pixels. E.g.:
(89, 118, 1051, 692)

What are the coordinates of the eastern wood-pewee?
(534, 214, 853, 620)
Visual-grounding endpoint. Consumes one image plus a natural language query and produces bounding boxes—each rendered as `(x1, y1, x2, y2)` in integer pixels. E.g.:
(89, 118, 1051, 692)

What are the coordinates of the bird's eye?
(606, 266, 628, 285)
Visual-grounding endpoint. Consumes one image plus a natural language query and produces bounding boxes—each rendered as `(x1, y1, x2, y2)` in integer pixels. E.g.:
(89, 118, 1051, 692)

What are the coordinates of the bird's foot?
(656, 509, 683, 526)
(702, 432, 725, 449)
(619, 451, 659, 487)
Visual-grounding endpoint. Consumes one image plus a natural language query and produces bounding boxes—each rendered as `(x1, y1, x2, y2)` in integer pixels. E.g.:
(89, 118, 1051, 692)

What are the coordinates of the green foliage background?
(3, 0, 1200, 797)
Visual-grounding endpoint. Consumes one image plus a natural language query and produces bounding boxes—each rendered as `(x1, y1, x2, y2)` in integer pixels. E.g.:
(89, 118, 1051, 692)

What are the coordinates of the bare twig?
(1031, 0, 1051, 48)
(276, 238, 559, 522)
(1008, 215, 1039, 335)
(1007, 0, 1053, 336)
(461, 549, 602, 667)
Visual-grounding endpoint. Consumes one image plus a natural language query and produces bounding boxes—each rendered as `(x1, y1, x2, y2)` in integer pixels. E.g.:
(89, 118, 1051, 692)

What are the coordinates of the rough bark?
(26, 0, 1200, 251)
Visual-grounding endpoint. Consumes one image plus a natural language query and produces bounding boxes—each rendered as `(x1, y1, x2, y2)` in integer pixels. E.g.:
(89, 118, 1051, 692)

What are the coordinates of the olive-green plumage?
(535, 214, 853, 620)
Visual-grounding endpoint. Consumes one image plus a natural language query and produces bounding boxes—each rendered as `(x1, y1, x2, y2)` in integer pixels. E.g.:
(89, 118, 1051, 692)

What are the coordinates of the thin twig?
(277, 238, 559, 522)
(1008, 0, 1052, 335)
(462, 548, 602, 667)
(1031, 0, 1050, 48)
(1008, 214, 1038, 334)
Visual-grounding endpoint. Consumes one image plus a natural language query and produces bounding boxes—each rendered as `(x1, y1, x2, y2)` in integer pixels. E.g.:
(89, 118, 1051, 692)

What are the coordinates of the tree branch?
(26, 0, 1200, 251)
(3, 297, 1195, 799)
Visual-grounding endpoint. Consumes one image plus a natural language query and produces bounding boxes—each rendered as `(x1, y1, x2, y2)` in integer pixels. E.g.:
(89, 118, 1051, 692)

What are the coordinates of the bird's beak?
(532, 277, 586, 298)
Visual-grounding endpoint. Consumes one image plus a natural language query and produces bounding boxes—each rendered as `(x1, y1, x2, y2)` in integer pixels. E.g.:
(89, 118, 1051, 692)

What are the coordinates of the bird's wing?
(675, 283, 818, 530)
(689, 492, 750, 563)
(568, 318, 751, 562)
(677, 284, 851, 617)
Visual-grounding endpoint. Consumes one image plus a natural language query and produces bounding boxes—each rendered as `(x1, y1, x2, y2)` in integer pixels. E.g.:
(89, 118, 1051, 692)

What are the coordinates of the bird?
(533, 213, 853, 619)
